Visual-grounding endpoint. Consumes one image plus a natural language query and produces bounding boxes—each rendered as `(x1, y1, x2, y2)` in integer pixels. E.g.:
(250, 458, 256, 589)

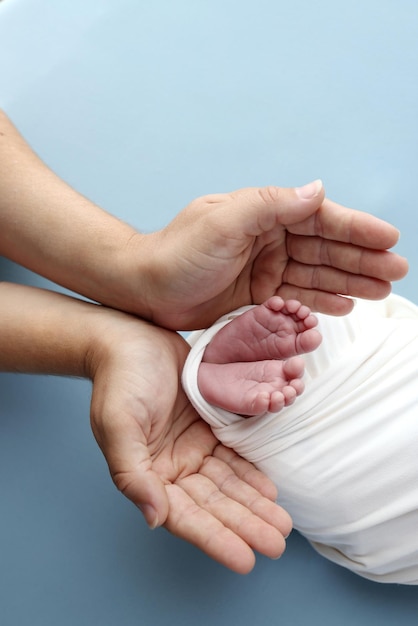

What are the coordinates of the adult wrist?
(111, 230, 161, 321)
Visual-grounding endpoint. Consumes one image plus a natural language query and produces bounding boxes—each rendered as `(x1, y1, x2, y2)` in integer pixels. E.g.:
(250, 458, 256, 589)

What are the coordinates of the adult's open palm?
(89, 317, 291, 574)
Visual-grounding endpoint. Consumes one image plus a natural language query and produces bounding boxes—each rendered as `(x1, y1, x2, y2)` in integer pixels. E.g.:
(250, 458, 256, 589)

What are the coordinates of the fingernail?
(138, 504, 159, 529)
(295, 179, 323, 200)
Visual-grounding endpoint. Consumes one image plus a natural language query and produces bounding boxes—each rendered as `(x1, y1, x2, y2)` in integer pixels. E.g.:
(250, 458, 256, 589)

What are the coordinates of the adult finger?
(282, 260, 393, 301)
(176, 472, 287, 559)
(201, 452, 293, 538)
(275, 284, 357, 315)
(287, 235, 409, 282)
(164, 483, 258, 574)
(289, 197, 402, 250)
(213, 444, 279, 501)
(164, 474, 287, 574)
(92, 416, 170, 529)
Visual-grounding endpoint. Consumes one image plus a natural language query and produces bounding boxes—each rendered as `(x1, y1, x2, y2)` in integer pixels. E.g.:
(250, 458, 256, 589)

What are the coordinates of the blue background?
(0, 0, 417, 623)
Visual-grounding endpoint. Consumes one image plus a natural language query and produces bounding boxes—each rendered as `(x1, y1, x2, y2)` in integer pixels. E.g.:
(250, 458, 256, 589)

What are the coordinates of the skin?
(0, 109, 409, 570)
(0, 282, 291, 574)
(198, 297, 322, 416)
(0, 110, 409, 332)
(139, 189, 409, 330)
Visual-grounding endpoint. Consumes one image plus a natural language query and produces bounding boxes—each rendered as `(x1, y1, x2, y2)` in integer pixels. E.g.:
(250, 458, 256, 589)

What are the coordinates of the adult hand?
(0, 282, 290, 573)
(135, 181, 408, 329)
(89, 316, 292, 574)
(0, 113, 408, 330)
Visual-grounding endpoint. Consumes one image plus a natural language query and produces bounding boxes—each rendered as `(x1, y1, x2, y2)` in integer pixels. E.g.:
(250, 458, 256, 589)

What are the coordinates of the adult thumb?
(229, 179, 325, 234)
(110, 448, 170, 529)
(92, 419, 170, 529)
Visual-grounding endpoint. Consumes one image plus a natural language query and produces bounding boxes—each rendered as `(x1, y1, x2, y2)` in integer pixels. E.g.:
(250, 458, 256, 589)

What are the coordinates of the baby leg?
(197, 297, 322, 416)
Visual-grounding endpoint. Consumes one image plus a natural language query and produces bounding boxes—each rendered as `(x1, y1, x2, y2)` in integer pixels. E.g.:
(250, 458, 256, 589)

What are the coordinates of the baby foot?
(198, 356, 305, 416)
(203, 296, 322, 364)
(197, 298, 322, 417)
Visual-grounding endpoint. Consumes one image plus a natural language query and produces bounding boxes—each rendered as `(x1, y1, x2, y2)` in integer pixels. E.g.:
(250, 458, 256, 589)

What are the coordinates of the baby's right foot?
(202, 296, 321, 364)
(198, 355, 305, 416)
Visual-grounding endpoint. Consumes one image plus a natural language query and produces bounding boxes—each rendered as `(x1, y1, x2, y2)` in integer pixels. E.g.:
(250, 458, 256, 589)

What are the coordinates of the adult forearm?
(0, 281, 104, 376)
(0, 110, 146, 312)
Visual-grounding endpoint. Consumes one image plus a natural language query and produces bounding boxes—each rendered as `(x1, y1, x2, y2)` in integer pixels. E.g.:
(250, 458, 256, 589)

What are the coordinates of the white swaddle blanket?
(182, 294, 418, 584)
